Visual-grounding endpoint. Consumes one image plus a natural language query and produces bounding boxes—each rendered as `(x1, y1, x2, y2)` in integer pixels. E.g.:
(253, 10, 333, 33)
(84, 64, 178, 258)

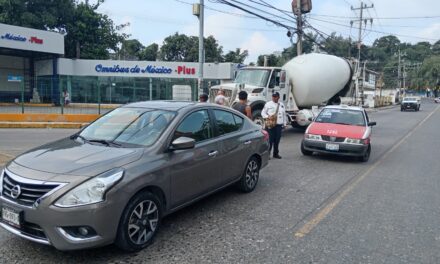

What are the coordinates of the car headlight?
(305, 134, 322, 140)
(55, 168, 124, 208)
(345, 138, 363, 144)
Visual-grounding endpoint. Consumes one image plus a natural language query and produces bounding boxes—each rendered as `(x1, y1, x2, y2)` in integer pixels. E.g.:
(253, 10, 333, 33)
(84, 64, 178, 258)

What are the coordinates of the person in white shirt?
(214, 89, 227, 105)
(261, 92, 287, 159)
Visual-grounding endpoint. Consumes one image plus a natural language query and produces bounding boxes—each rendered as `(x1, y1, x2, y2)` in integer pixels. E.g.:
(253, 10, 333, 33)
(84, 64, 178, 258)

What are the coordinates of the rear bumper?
(302, 139, 368, 157)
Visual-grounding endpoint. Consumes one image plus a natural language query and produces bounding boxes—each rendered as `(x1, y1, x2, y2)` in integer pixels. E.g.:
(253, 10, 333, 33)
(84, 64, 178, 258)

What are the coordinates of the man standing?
(199, 93, 208, 102)
(214, 89, 228, 105)
(233, 91, 252, 119)
(262, 92, 286, 159)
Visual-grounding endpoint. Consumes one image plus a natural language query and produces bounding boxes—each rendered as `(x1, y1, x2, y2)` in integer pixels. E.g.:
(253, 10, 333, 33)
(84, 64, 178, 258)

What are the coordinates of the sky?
(97, 0, 440, 63)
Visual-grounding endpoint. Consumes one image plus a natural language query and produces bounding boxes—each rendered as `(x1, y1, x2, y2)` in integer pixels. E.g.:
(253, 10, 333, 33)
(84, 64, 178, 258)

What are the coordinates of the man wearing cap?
(262, 92, 287, 159)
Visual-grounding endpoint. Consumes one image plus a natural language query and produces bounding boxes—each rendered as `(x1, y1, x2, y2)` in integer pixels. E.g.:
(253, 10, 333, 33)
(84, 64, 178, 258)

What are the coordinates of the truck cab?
(209, 67, 289, 125)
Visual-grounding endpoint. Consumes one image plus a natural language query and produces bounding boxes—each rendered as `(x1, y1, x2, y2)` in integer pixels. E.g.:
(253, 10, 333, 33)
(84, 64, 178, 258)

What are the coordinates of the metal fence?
(0, 75, 212, 115)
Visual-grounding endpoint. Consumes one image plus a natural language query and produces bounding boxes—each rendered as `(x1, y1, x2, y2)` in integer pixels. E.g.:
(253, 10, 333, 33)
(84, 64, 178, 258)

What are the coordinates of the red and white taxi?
(301, 105, 376, 162)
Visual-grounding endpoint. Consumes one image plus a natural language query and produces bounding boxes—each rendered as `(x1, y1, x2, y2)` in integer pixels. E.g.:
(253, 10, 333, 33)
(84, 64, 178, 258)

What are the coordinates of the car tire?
(237, 156, 260, 193)
(115, 191, 162, 252)
(301, 141, 313, 156)
(359, 144, 371, 162)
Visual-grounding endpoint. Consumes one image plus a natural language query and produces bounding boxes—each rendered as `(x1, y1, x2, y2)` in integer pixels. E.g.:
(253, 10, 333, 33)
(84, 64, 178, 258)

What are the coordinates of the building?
(0, 23, 236, 105)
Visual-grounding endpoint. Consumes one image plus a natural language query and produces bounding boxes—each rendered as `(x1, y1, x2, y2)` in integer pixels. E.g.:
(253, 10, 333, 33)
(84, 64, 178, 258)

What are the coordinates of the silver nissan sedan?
(0, 101, 269, 251)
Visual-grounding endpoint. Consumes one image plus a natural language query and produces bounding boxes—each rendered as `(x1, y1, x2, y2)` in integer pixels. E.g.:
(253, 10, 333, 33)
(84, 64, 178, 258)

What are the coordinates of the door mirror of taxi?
(169, 137, 195, 151)
(368, 121, 377, 127)
(308, 117, 313, 121)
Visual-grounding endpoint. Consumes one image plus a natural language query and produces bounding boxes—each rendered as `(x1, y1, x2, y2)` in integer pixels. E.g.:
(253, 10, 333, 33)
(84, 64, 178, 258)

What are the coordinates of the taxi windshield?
(315, 108, 366, 126)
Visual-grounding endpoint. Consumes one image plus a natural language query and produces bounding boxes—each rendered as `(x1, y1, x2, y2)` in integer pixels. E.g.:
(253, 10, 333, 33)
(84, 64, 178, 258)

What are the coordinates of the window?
(315, 108, 366, 126)
(80, 108, 176, 147)
(214, 110, 243, 136)
(173, 110, 212, 142)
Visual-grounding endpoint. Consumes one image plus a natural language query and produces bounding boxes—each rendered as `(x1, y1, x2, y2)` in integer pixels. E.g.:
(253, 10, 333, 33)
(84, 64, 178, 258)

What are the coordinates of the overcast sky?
(98, 0, 440, 63)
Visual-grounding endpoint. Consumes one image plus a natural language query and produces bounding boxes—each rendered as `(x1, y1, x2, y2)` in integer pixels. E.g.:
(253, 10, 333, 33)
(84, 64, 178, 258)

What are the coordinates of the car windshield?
(79, 107, 176, 147)
(235, 69, 271, 87)
(315, 108, 366, 126)
(403, 97, 416, 101)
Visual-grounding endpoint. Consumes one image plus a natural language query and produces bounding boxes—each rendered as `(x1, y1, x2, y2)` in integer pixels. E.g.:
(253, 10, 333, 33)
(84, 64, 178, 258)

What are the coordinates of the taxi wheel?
(301, 142, 313, 156)
(359, 144, 371, 162)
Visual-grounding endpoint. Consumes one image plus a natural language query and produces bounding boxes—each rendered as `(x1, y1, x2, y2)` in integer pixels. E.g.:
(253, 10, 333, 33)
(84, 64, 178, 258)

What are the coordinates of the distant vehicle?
(210, 53, 353, 128)
(301, 105, 376, 162)
(0, 101, 269, 251)
(434, 97, 440, 103)
(401, 96, 421, 111)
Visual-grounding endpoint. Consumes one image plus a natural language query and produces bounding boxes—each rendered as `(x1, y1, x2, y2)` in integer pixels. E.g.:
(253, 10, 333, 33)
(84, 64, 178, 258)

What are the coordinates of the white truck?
(209, 53, 353, 128)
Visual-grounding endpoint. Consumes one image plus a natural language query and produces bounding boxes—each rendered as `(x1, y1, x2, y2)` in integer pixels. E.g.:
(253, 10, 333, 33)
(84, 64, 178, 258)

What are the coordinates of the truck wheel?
(301, 141, 313, 156)
(252, 109, 264, 127)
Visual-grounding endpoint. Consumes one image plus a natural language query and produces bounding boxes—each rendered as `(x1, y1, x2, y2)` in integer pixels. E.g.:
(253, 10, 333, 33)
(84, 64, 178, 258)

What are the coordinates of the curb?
(0, 122, 86, 129)
(0, 152, 13, 167)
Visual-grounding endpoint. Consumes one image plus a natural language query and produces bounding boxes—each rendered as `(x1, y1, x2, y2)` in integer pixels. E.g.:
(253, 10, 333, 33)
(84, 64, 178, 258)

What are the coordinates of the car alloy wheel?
(116, 191, 162, 251)
(128, 200, 159, 245)
(238, 156, 260, 193)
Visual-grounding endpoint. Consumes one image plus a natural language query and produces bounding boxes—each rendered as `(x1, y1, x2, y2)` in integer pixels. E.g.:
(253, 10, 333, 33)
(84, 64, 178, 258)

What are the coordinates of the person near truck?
(233, 91, 252, 119)
(262, 92, 286, 159)
(214, 89, 228, 105)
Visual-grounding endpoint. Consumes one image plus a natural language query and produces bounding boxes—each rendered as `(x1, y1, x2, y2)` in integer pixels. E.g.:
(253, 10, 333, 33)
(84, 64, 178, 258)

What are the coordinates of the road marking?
(294, 105, 440, 238)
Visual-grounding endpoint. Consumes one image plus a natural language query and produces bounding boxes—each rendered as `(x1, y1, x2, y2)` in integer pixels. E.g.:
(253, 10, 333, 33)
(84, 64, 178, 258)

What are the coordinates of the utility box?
(193, 3, 200, 16)
(292, 0, 312, 15)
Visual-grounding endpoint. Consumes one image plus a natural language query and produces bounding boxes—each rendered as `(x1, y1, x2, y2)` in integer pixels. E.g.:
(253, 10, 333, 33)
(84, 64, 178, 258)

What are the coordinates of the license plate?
(326, 143, 339, 151)
(2, 207, 21, 227)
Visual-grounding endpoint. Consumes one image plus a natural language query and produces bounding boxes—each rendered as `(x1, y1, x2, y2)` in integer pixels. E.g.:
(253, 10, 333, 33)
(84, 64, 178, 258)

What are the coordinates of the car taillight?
(261, 129, 269, 141)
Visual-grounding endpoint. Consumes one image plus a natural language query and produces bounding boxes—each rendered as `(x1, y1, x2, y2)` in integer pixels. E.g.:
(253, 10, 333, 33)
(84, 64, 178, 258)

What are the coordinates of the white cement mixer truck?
(209, 53, 353, 128)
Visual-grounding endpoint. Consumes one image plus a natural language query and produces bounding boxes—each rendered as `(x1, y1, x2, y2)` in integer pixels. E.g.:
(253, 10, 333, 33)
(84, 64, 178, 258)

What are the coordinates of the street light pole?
(198, 0, 205, 95)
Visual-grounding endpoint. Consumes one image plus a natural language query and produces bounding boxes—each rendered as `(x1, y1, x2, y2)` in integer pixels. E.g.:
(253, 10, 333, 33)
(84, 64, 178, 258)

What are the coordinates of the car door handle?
(208, 151, 218, 157)
(244, 140, 252, 145)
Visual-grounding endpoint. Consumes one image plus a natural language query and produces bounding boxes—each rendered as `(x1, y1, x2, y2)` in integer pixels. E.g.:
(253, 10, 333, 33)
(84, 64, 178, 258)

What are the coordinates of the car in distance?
(301, 105, 376, 162)
(0, 101, 269, 251)
(434, 97, 440, 103)
(401, 96, 421, 111)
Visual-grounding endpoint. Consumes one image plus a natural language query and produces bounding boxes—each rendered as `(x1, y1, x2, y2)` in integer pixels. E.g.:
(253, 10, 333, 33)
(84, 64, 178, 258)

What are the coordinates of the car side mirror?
(308, 117, 313, 122)
(368, 121, 376, 127)
(169, 137, 195, 151)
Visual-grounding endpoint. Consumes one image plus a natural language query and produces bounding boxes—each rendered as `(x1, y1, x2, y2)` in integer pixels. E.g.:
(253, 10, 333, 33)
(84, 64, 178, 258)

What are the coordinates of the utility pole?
(394, 48, 406, 94)
(292, 0, 312, 56)
(351, 1, 373, 105)
(296, 0, 302, 56)
(193, 1, 205, 95)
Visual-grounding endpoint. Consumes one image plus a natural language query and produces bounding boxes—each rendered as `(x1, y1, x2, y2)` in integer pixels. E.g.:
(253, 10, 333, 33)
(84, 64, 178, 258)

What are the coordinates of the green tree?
(224, 48, 249, 63)
(119, 39, 144, 60)
(0, 0, 127, 59)
(139, 43, 159, 61)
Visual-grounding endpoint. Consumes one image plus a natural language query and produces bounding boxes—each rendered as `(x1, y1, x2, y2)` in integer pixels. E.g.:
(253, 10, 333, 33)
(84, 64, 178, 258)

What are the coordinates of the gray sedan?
(0, 101, 269, 251)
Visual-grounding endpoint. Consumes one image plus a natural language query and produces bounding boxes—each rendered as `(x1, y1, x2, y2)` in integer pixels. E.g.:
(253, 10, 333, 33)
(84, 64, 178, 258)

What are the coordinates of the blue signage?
(7, 75, 23, 82)
(95, 64, 173, 74)
(1, 33, 27, 42)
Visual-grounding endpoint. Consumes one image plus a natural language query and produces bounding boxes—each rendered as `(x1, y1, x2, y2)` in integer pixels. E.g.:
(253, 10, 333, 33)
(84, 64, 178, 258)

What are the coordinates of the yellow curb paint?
(0, 113, 99, 123)
(294, 105, 440, 238)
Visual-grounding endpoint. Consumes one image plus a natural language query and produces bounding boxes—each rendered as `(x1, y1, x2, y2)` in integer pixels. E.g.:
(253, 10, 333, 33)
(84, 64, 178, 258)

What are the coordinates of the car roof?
(323, 105, 364, 111)
(123, 100, 196, 111)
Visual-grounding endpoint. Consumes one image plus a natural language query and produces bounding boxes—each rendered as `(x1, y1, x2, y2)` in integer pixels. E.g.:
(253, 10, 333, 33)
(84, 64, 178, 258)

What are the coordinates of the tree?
(65, 2, 128, 59)
(372, 35, 400, 55)
(159, 33, 224, 62)
(119, 39, 144, 60)
(0, 0, 128, 59)
(139, 43, 159, 61)
(224, 48, 249, 63)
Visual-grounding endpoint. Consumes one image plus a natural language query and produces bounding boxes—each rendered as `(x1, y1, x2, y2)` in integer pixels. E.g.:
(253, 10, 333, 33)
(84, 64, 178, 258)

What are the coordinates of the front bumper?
(0, 168, 126, 251)
(401, 103, 418, 110)
(0, 195, 123, 250)
(302, 139, 368, 157)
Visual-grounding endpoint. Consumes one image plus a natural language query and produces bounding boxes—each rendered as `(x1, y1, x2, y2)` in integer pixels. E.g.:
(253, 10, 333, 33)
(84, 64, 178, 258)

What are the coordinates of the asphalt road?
(0, 100, 439, 263)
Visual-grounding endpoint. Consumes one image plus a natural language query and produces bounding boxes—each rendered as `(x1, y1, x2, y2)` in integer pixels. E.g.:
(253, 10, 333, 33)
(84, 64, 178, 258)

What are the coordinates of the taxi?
(301, 105, 376, 162)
